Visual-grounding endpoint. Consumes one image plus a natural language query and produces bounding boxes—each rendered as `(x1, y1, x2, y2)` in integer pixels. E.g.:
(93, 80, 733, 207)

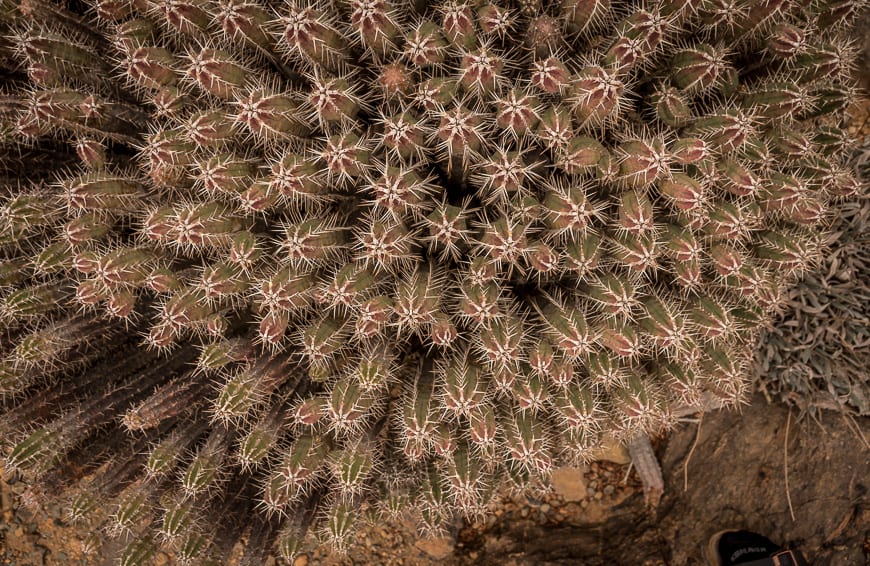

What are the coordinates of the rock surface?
(549, 467, 589, 502)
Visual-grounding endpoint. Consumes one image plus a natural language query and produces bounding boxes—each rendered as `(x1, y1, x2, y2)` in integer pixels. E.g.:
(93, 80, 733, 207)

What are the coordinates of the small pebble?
(604, 486, 615, 495)
(540, 504, 550, 513)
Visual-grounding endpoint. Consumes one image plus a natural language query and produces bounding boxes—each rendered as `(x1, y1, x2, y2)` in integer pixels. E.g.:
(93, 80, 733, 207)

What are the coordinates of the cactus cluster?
(0, 0, 864, 562)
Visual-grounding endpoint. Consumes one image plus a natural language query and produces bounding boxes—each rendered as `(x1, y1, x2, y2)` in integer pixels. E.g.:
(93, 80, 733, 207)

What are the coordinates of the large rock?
(415, 536, 456, 560)
(550, 466, 589, 502)
(590, 436, 631, 465)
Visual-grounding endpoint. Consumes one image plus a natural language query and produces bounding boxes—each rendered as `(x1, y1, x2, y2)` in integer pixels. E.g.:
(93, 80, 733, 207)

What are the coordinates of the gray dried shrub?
(756, 138, 870, 415)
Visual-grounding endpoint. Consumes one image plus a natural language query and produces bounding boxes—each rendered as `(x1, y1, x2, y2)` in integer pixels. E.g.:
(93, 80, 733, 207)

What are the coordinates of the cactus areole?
(0, 0, 863, 561)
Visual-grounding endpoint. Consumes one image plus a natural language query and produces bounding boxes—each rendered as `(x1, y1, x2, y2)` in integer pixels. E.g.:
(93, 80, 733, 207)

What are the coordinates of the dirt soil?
(1, 394, 867, 565)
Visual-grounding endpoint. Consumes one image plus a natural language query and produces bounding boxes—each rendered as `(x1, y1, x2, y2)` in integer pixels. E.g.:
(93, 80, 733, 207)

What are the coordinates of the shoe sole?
(704, 529, 732, 566)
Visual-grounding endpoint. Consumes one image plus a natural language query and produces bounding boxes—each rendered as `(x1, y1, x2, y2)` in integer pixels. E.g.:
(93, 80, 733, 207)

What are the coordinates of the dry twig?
(784, 408, 796, 522)
(683, 413, 703, 492)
